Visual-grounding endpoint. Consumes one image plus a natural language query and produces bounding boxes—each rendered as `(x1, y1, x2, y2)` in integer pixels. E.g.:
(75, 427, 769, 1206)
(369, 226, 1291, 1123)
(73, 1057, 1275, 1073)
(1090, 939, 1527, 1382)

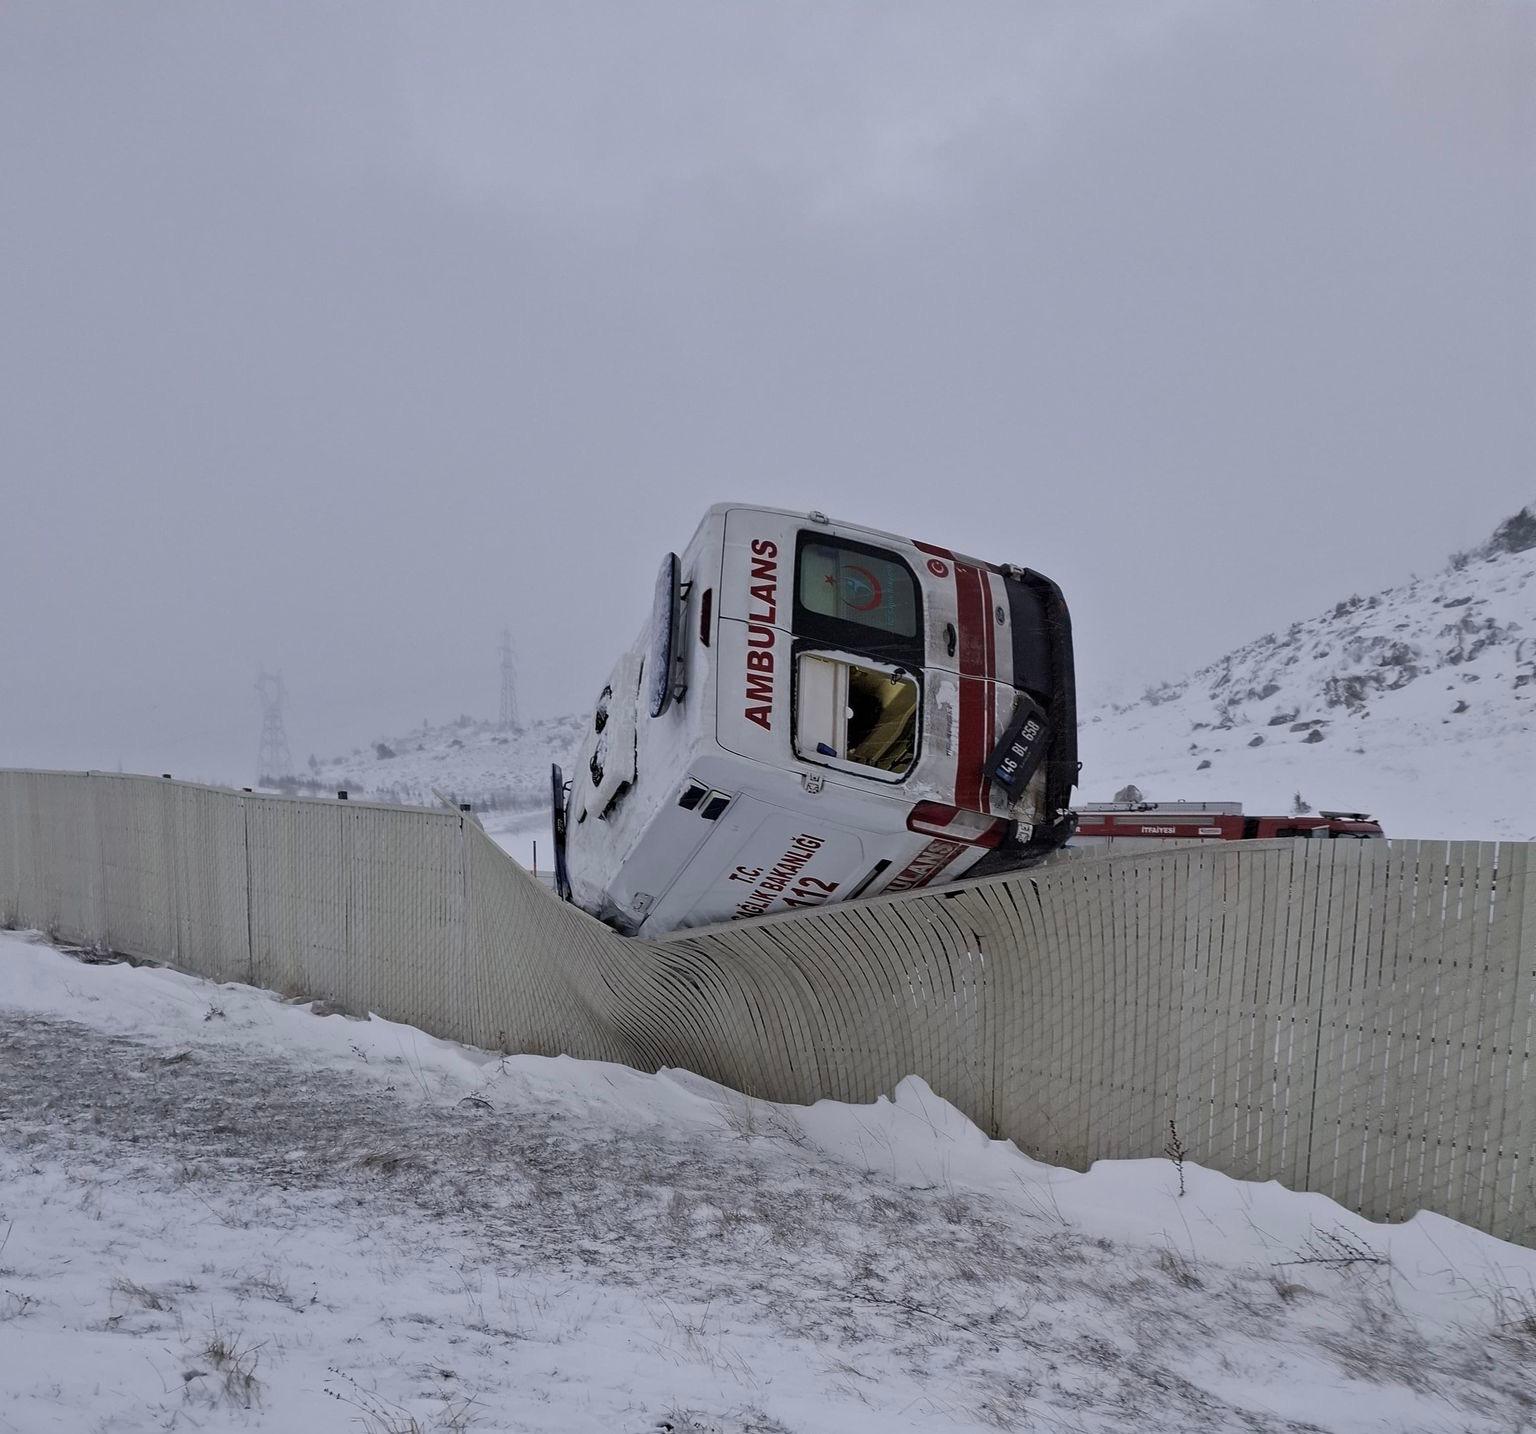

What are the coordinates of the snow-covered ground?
(1080, 518, 1536, 841)
(481, 804, 557, 876)
(4, 930, 1536, 1433)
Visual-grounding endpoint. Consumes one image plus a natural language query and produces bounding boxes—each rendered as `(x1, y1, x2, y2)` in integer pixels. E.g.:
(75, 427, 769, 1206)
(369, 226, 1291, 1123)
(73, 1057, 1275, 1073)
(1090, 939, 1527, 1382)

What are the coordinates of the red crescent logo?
(926, 558, 949, 578)
(841, 564, 883, 612)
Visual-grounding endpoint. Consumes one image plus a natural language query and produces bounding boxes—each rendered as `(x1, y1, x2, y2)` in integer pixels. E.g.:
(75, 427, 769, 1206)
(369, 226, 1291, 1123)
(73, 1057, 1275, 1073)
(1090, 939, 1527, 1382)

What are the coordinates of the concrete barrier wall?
(2, 769, 1532, 1245)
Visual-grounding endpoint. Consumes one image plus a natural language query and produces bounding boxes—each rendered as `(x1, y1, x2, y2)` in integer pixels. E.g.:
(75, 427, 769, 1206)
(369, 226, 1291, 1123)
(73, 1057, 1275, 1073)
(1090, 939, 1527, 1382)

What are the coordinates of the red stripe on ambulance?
(954, 562, 991, 812)
(980, 567, 997, 789)
(913, 541, 995, 814)
(885, 838, 968, 893)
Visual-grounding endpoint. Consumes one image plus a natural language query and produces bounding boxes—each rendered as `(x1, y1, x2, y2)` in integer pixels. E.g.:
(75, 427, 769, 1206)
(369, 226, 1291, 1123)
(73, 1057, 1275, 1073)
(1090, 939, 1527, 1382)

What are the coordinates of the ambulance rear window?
(797, 540, 918, 639)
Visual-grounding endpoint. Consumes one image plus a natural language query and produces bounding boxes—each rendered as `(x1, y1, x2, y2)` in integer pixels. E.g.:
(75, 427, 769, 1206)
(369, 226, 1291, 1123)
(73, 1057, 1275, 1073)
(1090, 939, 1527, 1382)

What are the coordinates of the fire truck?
(552, 504, 1078, 936)
(1070, 801, 1384, 851)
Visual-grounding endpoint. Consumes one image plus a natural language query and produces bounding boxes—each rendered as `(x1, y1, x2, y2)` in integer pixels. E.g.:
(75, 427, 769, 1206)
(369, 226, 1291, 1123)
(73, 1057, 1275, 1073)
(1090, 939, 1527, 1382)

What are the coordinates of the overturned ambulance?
(553, 504, 1077, 936)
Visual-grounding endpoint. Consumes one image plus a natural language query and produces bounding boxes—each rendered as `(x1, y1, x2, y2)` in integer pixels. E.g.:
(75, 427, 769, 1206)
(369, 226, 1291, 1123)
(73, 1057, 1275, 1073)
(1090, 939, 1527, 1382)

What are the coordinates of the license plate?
(986, 697, 1050, 795)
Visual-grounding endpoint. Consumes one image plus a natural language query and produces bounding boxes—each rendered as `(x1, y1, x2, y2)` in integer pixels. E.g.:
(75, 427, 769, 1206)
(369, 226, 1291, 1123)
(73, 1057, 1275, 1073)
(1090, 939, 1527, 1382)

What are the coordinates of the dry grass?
(657, 1406, 794, 1434)
(1491, 1287, 1536, 1359)
(233, 1266, 302, 1310)
(324, 1368, 481, 1433)
(0, 1288, 40, 1321)
(195, 1322, 265, 1410)
(111, 1276, 177, 1312)
(1154, 1246, 1204, 1291)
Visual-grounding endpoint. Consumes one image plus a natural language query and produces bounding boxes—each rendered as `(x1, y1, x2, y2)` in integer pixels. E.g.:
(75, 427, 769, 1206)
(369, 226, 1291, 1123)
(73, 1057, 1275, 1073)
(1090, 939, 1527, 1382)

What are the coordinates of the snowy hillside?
(5, 929, 1536, 1433)
(301, 713, 585, 813)
(277, 714, 585, 867)
(1080, 508, 1536, 841)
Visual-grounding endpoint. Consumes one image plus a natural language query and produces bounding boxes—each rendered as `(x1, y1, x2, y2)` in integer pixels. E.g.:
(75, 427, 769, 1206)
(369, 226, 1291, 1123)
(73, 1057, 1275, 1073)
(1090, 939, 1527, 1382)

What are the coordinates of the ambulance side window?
(793, 653, 918, 779)
(793, 532, 922, 664)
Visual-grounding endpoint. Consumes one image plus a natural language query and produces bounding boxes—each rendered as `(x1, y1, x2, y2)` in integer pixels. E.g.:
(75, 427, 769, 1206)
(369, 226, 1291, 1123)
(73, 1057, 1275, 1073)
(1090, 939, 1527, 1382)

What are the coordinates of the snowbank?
(4, 930, 1534, 1432)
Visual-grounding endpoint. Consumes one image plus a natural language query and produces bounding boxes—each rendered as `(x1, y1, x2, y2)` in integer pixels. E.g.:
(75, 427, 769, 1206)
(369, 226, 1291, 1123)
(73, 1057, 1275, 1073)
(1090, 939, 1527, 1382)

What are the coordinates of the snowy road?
(2, 933, 1534, 1433)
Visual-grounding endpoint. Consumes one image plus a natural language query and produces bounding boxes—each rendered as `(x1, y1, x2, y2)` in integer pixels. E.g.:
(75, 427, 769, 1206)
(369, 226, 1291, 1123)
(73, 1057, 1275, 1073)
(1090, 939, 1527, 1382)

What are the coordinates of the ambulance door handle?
(945, 622, 957, 658)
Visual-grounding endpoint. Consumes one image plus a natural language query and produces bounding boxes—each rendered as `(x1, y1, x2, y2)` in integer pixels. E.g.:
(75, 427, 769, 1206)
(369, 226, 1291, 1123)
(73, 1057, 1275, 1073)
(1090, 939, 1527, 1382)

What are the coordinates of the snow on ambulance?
(553, 504, 1078, 937)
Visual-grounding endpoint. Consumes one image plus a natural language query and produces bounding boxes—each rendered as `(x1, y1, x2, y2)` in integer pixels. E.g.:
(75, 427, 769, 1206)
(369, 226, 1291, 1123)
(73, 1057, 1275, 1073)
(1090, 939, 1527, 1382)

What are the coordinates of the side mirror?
(647, 551, 682, 718)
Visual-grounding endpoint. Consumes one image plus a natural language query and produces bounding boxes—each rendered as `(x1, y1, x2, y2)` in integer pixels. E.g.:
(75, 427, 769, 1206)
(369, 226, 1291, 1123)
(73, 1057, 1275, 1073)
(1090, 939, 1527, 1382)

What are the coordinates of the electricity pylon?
(498, 628, 520, 730)
(255, 668, 294, 784)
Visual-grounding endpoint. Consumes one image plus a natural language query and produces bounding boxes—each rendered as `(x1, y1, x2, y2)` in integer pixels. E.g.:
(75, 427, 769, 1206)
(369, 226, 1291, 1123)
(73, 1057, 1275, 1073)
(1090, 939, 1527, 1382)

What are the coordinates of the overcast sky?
(3, 1, 1532, 782)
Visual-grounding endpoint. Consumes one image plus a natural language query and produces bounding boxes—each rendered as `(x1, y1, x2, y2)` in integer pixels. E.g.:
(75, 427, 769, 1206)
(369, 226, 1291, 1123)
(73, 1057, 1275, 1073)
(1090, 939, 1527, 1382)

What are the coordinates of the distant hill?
(1079, 505, 1536, 841)
(290, 712, 585, 818)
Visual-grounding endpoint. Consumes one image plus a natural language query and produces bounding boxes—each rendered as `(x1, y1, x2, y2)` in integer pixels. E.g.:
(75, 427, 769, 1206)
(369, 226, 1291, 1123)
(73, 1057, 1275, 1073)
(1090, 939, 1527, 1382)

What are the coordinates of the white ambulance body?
(557, 504, 1077, 937)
